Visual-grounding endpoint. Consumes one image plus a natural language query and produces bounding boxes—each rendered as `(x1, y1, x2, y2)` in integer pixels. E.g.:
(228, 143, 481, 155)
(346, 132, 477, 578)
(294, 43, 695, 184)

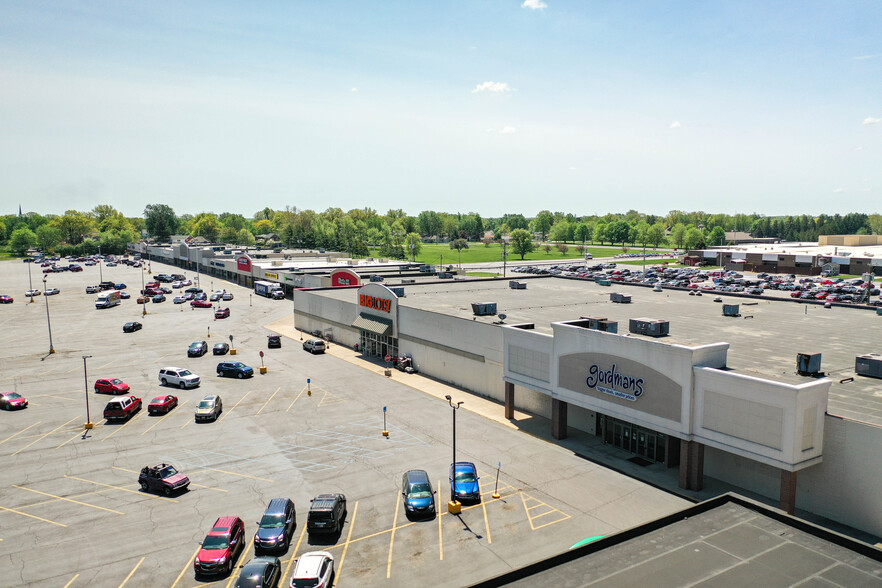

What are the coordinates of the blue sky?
(2, 1, 880, 218)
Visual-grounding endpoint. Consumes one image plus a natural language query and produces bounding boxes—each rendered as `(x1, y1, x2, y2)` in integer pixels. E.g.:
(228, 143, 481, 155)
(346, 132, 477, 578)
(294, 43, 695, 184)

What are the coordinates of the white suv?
(159, 367, 200, 389)
(302, 339, 326, 354)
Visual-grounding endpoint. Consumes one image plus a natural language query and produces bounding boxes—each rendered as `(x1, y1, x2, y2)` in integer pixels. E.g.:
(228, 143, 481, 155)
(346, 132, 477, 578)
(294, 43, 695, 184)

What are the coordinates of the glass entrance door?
(604, 416, 667, 464)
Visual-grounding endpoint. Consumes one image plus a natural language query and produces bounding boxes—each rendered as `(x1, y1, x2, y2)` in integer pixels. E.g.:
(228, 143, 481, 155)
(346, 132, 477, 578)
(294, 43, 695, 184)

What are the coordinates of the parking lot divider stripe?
(0, 421, 41, 446)
(12, 417, 78, 456)
(62, 573, 79, 588)
(194, 467, 273, 483)
(387, 492, 400, 579)
(255, 387, 281, 416)
(286, 386, 308, 412)
(438, 480, 444, 560)
(0, 505, 67, 527)
(56, 429, 87, 449)
(117, 556, 144, 588)
(170, 546, 201, 588)
(63, 475, 178, 503)
(480, 478, 492, 544)
(101, 411, 143, 441)
(283, 524, 309, 581)
(225, 537, 255, 588)
(13, 485, 125, 514)
(218, 390, 252, 422)
(335, 500, 358, 582)
(141, 400, 187, 435)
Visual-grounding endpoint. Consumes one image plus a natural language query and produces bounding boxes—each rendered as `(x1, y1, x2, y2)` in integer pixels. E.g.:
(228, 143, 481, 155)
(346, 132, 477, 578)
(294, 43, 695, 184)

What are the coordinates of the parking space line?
(218, 390, 251, 422)
(12, 417, 78, 456)
(520, 491, 572, 530)
(480, 478, 492, 545)
(286, 385, 309, 412)
(171, 545, 201, 588)
(63, 475, 179, 503)
(0, 421, 42, 446)
(438, 479, 444, 560)
(40, 393, 78, 402)
(187, 466, 274, 483)
(62, 573, 79, 588)
(118, 556, 145, 588)
(387, 492, 400, 579)
(56, 428, 89, 449)
(255, 386, 281, 415)
(283, 524, 309, 582)
(20, 488, 113, 508)
(0, 504, 67, 527)
(225, 537, 255, 588)
(13, 485, 125, 514)
(336, 500, 358, 583)
(101, 412, 144, 442)
(141, 400, 187, 435)
(110, 465, 227, 493)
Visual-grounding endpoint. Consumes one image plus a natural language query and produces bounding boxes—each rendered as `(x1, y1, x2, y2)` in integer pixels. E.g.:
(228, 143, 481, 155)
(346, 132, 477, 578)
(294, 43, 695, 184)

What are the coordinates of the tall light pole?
(445, 394, 464, 514)
(140, 266, 147, 316)
(83, 355, 93, 430)
(43, 275, 55, 354)
(502, 239, 508, 278)
(27, 260, 33, 304)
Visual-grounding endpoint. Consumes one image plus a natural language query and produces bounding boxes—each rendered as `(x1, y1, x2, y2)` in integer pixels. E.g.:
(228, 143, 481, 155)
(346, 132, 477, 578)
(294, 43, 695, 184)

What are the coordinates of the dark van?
(306, 493, 346, 534)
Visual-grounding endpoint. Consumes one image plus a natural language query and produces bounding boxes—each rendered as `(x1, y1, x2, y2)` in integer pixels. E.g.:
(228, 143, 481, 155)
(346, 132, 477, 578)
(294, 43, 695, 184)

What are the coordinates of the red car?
(148, 394, 178, 415)
(94, 378, 131, 395)
(103, 395, 141, 421)
(214, 307, 230, 319)
(0, 392, 28, 410)
(194, 516, 246, 577)
(191, 299, 213, 308)
(0, 295, 13, 304)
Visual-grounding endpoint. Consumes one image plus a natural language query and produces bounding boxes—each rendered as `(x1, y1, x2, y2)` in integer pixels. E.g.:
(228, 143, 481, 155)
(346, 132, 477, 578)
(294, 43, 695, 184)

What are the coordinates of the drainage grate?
(627, 456, 653, 467)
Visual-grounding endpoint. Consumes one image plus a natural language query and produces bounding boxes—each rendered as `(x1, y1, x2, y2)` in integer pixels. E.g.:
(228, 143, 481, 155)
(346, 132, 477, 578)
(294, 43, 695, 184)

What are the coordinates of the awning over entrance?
(352, 313, 392, 336)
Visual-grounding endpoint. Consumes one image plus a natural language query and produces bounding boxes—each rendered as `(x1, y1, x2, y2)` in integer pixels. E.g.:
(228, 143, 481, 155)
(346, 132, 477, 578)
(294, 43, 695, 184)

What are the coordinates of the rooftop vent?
(471, 302, 497, 316)
(389, 287, 405, 298)
(855, 354, 882, 379)
(509, 281, 527, 290)
(722, 304, 741, 317)
(610, 292, 631, 304)
(629, 318, 669, 337)
(797, 353, 822, 376)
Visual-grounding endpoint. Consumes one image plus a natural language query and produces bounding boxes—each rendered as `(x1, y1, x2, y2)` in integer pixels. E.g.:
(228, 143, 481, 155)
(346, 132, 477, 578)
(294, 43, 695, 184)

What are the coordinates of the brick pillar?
(552, 398, 568, 440)
(678, 440, 705, 491)
(780, 470, 798, 515)
(504, 381, 515, 420)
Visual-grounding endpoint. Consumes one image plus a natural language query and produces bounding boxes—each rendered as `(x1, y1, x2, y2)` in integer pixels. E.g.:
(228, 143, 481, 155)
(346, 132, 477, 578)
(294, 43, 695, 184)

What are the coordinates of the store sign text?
(586, 363, 644, 402)
(360, 294, 391, 313)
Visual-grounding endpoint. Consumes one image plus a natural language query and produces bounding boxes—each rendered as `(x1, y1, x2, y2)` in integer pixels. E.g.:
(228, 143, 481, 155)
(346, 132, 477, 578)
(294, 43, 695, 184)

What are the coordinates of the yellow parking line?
(13, 485, 125, 514)
(191, 466, 273, 483)
(62, 573, 80, 588)
(286, 386, 308, 412)
(63, 475, 179, 503)
(387, 492, 400, 579)
(110, 466, 225, 492)
(438, 480, 444, 560)
(0, 505, 67, 527)
(171, 545, 201, 588)
(336, 501, 358, 582)
(12, 417, 78, 456)
(0, 421, 42, 446)
(141, 400, 187, 435)
(19, 488, 113, 508)
(218, 390, 251, 422)
(225, 537, 255, 588)
(118, 556, 145, 588)
(56, 428, 89, 449)
(255, 387, 281, 416)
(41, 394, 78, 402)
(101, 412, 143, 441)
(283, 524, 309, 581)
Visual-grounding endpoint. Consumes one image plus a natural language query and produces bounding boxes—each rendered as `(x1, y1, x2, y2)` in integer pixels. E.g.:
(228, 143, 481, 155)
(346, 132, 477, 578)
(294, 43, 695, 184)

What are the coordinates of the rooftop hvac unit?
(796, 353, 822, 376)
(722, 304, 740, 317)
(855, 354, 882, 378)
(597, 320, 618, 333)
(509, 281, 527, 290)
(438, 272, 453, 279)
(629, 318, 670, 337)
(389, 287, 405, 298)
(471, 302, 497, 316)
(581, 316, 607, 330)
(401, 279, 416, 284)
(369, 275, 384, 282)
(610, 292, 631, 304)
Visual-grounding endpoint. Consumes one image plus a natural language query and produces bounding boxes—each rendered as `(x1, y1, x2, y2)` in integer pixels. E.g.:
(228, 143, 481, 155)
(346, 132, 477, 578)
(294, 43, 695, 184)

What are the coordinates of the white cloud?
(499, 126, 516, 135)
(469, 46, 478, 51)
(861, 188, 872, 192)
(669, 121, 681, 129)
(472, 81, 511, 94)
(853, 54, 882, 60)
(862, 117, 882, 125)
(485, 128, 494, 133)
(350, 87, 358, 93)
(833, 188, 845, 193)
(522, 0, 548, 10)
(854, 146, 864, 151)
(568, 166, 577, 171)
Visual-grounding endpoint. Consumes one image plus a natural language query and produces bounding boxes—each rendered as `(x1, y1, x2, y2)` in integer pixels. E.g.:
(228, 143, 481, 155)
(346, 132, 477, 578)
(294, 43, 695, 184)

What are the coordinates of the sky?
(1, 1, 881, 219)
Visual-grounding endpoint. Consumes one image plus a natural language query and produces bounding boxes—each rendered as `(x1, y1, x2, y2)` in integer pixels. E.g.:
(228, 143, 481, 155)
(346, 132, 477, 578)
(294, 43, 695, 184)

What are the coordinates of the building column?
(678, 440, 704, 491)
(552, 398, 568, 440)
(504, 382, 515, 420)
(780, 470, 798, 515)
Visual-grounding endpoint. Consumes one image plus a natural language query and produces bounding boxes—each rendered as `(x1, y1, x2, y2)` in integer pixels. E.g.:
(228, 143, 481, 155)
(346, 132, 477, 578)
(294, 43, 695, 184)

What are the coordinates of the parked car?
(0, 392, 28, 410)
(44, 288, 60, 296)
(114, 283, 127, 290)
(123, 321, 142, 333)
(195, 395, 223, 422)
(185, 287, 203, 294)
(103, 395, 141, 421)
(159, 367, 200, 389)
(302, 339, 326, 354)
(288, 551, 334, 588)
(94, 378, 130, 395)
(119, 291, 131, 299)
(188, 341, 208, 357)
(254, 497, 296, 553)
(191, 299, 213, 308)
(148, 394, 178, 415)
(267, 335, 282, 349)
(233, 556, 281, 588)
(0, 295, 13, 304)
(152, 294, 166, 303)
(217, 362, 254, 379)
(173, 296, 186, 304)
(137, 295, 151, 304)
(138, 463, 190, 496)
(215, 307, 230, 319)
(222, 292, 234, 301)
(306, 494, 346, 535)
(26, 289, 42, 297)
(194, 516, 246, 578)
(449, 462, 481, 503)
(213, 342, 230, 355)
(402, 469, 436, 519)
(210, 292, 223, 302)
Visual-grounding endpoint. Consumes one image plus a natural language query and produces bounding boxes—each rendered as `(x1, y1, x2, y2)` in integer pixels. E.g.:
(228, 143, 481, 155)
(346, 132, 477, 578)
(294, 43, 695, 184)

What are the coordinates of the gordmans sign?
(586, 363, 644, 402)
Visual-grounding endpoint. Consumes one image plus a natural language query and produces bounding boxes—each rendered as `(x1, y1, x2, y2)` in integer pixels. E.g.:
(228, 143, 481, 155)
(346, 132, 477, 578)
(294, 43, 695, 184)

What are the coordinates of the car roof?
(405, 469, 430, 483)
(202, 395, 218, 401)
(266, 498, 292, 513)
(210, 516, 241, 533)
(293, 551, 333, 577)
(310, 494, 342, 509)
(161, 366, 185, 371)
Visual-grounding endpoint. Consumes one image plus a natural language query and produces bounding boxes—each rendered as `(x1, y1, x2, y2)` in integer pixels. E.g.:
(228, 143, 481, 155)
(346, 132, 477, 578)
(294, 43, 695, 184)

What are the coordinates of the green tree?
(144, 204, 178, 241)
(532, 210, 554, 240)
(281, 224, 295, 248)
(670, 223, 687, 250)
(549, 220, 573, 243)
(593, 221, 608, 245)
(237, 228, 256, 246)
(417, 211, 443, 241)
(52, 210, 97, 244)
(404, 232, 422, 261)
(574, 222, 592, 244)
(684, 227, 706, 249)
(9, 226, 37, 255)
(190, 213, 221, 242)
(542, 244, 553, 255)
(647, 223, 666, 248)
(449, 238, 469, 266)
(219, 226, 238, 243)
(253, 219, 273, 235)
(510, 228, 535, 260)
(707, 226, 727, 247)
(608, 220, 632, 247)
(556, 242, 569, 255)
(36, 224, 62, 252)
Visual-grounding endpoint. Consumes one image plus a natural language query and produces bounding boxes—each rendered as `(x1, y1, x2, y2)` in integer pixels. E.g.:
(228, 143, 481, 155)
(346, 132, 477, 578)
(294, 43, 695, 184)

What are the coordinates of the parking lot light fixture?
(43, 275, 55, 354)
(27, 260, 34, 303)
(82, 355, 93, 430)
(446, 395, 464, 514)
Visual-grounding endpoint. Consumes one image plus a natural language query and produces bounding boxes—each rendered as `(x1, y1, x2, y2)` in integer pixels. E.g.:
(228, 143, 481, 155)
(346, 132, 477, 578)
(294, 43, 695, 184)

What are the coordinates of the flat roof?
(703, 240, 882, 259)
(312, 276, 882, 427)
(473, 494, 882, 587)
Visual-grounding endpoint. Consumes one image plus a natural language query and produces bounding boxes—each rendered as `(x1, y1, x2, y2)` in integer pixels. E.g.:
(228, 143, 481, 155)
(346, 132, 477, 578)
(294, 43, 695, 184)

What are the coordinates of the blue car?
(402, 470, 435, 519)
(216, 362, 254, 379)
(449, 462, 481, 503)
(114, 283, 127, 290)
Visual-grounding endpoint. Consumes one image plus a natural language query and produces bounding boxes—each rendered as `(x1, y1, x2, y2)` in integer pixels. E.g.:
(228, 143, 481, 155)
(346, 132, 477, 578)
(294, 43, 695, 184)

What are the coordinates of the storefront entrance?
(359, 331, 398, 360)
(603, 416, 667, 464)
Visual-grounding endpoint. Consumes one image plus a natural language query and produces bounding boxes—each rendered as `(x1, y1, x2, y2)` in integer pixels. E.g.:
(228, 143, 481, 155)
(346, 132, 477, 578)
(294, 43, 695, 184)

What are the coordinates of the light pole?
(27, 260, 33, 303)
(140, 266, 147, 316)
(445, 394, 464, 514)
(502, 240, 508, 278)
(83, 355, 93, 430)
(43, 275, 55, 354)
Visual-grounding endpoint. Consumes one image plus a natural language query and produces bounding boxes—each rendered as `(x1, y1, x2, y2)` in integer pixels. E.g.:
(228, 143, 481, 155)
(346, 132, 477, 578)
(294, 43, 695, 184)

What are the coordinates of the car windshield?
(5, 393, 21, 399)
(179, 370, 191, 376)
(160, 466, 178, 478)
(454, 471, 476, 484)
(259, 513, 285, 528)
(198, 401, 214, 409)
(110, 379, 123, 385)
(189, 343, 201, 349)
(408, 484, 432, 498)
(151, 396, 166, 403)
(201, 535, 229, 550)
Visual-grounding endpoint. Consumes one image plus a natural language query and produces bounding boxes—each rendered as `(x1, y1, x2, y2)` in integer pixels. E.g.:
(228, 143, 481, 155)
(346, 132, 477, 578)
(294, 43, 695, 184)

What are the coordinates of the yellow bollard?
(447, 501, 462, 515)
(230, 348, 237, 355)
(259, 366, 267, 374)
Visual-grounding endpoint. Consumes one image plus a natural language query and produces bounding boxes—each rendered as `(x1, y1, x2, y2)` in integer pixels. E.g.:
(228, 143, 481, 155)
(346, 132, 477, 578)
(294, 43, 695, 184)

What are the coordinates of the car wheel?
(140, 481, 148, 492)
(217, 371, 223, 377)
(237, 372, 244, 379)
(161, 378, 168, 386)
(163, 486, 172, 497)
(179, 381, 186, 389)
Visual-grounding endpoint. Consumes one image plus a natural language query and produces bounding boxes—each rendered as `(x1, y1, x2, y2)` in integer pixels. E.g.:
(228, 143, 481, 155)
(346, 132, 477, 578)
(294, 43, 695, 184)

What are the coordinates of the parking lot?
(0, 258, 689, 587)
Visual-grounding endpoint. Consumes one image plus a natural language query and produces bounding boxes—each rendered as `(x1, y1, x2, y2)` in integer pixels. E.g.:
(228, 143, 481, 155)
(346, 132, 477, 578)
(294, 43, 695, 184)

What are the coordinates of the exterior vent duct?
(629, 318, 670, 337)
(797, 353, 822, 376)
(509, 281, 527, 289)
(722, 304, 741, 317)
(855, 354, 882, 378)
(610, 292, 631, 303)
(471, 302, 497, 316)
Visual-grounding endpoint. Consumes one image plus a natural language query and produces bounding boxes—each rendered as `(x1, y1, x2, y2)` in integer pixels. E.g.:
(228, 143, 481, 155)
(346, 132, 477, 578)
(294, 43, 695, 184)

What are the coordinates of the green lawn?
(372, 243, 672, 266)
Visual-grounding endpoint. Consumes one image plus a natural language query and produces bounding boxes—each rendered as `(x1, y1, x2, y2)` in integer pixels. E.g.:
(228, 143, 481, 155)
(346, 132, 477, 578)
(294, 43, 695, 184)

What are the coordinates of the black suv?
(267, 335, 282, 349)
(254, 497, 296, 553)
(307, 493, 346, 534)
(188, 341, 208, 357)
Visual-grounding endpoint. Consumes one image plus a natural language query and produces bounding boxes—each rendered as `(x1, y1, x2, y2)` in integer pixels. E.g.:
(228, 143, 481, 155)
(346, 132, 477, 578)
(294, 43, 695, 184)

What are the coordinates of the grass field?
(372, 243, 673, 266)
